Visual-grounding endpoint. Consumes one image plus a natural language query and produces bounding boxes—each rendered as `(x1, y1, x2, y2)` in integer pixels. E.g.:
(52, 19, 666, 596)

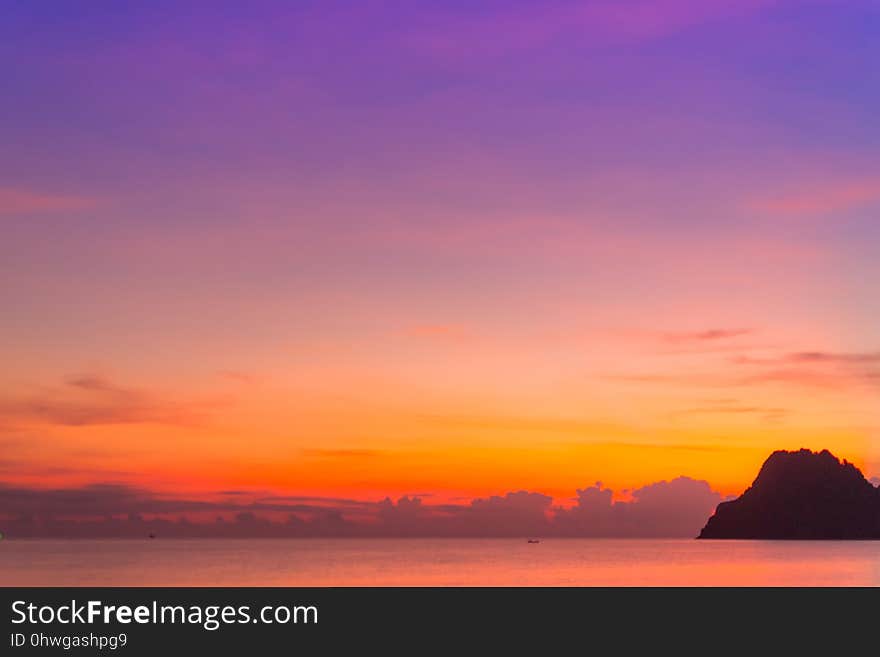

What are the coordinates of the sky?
(1, 0, 878, 535)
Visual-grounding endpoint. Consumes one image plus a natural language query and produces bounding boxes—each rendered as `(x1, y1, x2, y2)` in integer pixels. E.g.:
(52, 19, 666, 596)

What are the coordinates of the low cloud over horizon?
(0, 476, 723, 539)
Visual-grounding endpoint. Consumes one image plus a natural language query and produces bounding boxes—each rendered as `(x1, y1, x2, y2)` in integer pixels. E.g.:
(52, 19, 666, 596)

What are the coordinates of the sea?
(2, 538, 879, 586)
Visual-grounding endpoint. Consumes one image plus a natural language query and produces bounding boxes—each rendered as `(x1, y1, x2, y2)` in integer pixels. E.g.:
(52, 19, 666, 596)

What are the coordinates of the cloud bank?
(0, 476, 721, 538)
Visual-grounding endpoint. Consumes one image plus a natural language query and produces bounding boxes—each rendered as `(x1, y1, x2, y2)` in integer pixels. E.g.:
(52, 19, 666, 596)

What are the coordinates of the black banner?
(1, 587, 876, 654)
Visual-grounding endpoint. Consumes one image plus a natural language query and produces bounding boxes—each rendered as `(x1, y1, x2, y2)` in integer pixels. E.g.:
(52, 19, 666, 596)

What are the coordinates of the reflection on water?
(1, 538, 879, 586)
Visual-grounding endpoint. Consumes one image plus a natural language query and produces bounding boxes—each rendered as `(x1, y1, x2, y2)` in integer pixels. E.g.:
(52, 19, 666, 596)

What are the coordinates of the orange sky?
(1, 316, 876, 503)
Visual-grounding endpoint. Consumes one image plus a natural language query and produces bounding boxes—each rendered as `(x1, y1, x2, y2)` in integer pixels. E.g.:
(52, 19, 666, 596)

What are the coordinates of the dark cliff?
(698, 449, 880, 539)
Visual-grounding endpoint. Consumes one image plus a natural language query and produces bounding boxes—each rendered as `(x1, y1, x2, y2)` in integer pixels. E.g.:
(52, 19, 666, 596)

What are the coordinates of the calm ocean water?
(2, 538, 879, 586)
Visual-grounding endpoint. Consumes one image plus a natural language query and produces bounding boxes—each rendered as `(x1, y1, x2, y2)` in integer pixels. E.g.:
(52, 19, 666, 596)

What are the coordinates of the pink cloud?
(660, 328, 755, 345)
(403, 324, 471, 343)
(750, 177, 880, 216)
(554, 477, 722, 537)
(408, 0, 779, 61)
(0, 188, 96, 215)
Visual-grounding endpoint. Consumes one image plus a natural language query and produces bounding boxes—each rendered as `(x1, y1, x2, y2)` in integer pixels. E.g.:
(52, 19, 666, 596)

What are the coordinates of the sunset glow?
(1, 1, 878, 532)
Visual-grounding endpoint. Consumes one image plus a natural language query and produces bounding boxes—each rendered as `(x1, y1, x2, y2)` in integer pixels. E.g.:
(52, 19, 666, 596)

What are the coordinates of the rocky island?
(699, 448, 880, 539)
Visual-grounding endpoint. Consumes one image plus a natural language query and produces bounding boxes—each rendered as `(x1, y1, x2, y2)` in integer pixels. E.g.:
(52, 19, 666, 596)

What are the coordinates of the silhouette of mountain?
(698, 449, 880, 539)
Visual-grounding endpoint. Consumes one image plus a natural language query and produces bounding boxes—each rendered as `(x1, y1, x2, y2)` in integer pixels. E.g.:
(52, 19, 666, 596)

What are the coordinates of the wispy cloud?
(732, 350, 880, 388)
(300, 448, 387, 459)
(739, 368, 873, 388)
(606, 327, 759, 354)
(660, 328, 754, 344)
(751, 177, 880, 216)
(0, 374, 222, 427)
(217, 370, 259, 384)
(403, 324, 471, 343)
(673, 401, 788, 423)
(408, 0, 778, 61)
(605, 342, 880, 391)
(581, 441, 743, 454)
(0, 187, 96, 215)
(783, 351, 880, 365)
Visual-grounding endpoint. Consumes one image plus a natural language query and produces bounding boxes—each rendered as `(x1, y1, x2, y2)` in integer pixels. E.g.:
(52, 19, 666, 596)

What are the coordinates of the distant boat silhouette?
(527, 539, 540, 543)
(148, 533, 156, 539)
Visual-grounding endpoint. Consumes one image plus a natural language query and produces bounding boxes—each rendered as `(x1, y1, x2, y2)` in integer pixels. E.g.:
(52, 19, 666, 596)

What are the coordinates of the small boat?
(527, 539, 540, 544)
(148, 533, 156, 539)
